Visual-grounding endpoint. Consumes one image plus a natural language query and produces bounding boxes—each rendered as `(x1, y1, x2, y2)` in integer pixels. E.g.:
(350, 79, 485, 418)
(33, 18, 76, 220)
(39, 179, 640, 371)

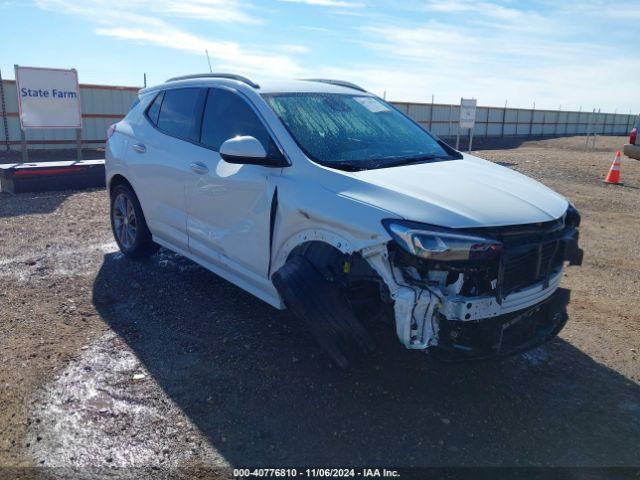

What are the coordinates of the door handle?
(190, 162, 209, 175)
(132, 143, 146, 154)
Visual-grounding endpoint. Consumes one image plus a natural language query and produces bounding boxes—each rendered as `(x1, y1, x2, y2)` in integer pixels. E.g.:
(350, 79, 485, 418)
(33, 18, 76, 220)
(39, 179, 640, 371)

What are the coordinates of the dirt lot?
(1, 136, 639, 474)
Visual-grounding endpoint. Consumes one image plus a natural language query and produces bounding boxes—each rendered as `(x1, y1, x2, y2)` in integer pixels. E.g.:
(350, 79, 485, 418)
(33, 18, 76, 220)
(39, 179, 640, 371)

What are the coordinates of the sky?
(1, 0, 639, 113)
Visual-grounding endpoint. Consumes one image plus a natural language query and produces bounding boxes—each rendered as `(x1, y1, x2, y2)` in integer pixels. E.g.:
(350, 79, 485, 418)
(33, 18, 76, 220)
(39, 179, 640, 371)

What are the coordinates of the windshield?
(262, 93, 459, 171)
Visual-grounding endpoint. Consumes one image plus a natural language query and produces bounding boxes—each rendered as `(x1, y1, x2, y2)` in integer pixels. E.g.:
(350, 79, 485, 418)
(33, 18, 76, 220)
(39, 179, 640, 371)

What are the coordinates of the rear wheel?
(110, 184, 158, 258)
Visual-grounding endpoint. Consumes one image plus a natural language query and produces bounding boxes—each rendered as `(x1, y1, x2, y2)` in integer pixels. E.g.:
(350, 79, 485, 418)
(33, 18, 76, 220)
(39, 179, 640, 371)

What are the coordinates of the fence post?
(0, 68, 9, 152)
(15, 64, 29, 162)
(501, 100, 507, 137)
(20, 128, 28, 162)
(529, 102, 535, 137)
(447, 104, 453, 138)
(455, 97, 461, 150)
(428, 94, 434, 131)
(593, 108, 600, 148)
(585, 109, 594, 150)
(579, 106, 584, 136)
(75, 128, 82, 162)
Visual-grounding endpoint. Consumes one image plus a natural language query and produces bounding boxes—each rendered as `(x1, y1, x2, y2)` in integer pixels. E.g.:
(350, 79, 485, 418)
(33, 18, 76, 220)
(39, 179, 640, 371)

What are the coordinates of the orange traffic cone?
(604, 151, 622, 185)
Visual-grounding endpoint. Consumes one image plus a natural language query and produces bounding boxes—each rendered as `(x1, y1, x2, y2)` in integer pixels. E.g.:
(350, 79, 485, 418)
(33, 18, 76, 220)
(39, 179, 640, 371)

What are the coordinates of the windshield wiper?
(372, 154, 449, 169)
(322, 160, 370, 172)
(323, 154, 452, 172)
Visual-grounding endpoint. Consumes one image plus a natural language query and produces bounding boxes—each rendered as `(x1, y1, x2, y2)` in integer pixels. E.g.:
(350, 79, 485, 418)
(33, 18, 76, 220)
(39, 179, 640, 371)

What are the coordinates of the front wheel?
(272, 255, 375, 368)
(110, 184, 158, 258)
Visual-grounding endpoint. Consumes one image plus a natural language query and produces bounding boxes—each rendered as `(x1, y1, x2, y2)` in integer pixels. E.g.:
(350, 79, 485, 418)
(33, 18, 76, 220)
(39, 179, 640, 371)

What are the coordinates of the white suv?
(106, 73, 583, 367)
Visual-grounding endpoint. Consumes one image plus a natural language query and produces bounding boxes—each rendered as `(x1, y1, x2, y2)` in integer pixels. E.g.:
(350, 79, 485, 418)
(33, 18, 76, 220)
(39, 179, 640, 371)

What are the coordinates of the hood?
(334, 154, 568, 228)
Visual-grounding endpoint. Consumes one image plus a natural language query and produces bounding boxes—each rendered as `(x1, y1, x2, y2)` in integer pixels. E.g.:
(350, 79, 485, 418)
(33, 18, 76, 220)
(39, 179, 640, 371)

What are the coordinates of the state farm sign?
(15, 66, 82, 129)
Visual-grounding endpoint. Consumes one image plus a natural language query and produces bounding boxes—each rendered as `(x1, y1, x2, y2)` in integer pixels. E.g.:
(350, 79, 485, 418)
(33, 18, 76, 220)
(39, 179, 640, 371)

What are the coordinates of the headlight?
(382, 219, 503, 263)
(565, 204, 581, 228)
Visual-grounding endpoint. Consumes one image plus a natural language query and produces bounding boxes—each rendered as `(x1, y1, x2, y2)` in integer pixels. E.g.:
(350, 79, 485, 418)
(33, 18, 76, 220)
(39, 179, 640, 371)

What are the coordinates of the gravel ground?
(0, 136, 639, 475)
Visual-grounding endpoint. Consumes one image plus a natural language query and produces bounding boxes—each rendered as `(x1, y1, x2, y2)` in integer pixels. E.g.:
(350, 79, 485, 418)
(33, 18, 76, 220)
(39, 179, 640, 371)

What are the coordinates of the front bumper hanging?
(432, 288, 570, 361)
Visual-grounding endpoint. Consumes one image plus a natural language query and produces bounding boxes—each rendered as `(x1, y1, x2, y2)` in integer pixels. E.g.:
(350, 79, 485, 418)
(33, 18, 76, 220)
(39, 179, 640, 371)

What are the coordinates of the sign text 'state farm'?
(15, 66, 82, 129)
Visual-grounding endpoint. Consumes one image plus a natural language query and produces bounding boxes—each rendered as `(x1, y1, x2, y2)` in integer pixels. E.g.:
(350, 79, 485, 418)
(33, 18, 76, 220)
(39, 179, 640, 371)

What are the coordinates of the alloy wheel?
(113, 193, 137, 249)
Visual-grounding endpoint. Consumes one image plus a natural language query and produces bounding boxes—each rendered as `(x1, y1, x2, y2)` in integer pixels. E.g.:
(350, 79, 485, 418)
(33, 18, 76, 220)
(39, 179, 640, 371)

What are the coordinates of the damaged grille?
(452, 219, 577, 301)
(389, 212, 581, 303)
(500, 240, 564, 297)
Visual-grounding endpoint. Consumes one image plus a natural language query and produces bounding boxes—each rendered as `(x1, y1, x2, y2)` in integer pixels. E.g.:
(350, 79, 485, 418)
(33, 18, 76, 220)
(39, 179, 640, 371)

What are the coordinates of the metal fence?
(392, 102, 637, 139)
(0, 77, 636, 151)
(0, 79, 139, 151)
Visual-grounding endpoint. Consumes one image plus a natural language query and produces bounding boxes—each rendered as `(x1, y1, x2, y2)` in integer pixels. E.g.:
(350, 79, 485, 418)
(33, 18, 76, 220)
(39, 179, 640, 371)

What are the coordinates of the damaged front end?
(363, 206, 583, 360)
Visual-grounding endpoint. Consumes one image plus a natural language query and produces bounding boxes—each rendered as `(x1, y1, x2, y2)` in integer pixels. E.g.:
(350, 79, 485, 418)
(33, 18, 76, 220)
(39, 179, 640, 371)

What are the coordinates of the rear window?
(156, 88, 205, 142)
(145, 92, 163, 126)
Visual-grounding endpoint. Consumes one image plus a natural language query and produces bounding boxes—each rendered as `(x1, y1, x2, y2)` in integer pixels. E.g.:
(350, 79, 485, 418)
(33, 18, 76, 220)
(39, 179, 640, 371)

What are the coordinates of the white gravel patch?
(27, 333, 229, 468)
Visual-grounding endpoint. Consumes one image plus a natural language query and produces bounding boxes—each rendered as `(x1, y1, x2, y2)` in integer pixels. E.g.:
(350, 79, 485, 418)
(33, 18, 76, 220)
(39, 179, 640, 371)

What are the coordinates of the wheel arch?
(273, 234, 390, 304)
(271, 229, 355, 276)
(108, 173, 134, 196)
(108, 174, 153, 238)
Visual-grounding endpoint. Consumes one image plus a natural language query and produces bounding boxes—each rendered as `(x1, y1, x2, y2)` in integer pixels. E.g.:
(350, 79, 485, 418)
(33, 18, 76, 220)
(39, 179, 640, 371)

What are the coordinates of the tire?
(272, 255, 375, 368)
(110, 184, 158, 259)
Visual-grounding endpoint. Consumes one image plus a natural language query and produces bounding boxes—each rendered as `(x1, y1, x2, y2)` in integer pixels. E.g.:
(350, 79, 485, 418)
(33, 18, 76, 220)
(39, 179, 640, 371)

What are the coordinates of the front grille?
(462, 217, 566, 246)
(501, 240, 564, 297)
(459, 217, 575, 301)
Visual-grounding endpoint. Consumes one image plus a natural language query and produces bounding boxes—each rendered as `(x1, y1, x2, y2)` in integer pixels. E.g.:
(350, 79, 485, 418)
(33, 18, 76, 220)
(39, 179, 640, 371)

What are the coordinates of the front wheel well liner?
(282, 240, 391, 320)
(108, 174, 133, 196)
(286, 241, 347, 272)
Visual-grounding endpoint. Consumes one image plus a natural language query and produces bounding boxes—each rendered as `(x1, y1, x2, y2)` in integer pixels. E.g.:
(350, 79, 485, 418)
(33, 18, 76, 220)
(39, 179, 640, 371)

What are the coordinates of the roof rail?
(301, 78, 367, 92)
(165, 73, 260, 89)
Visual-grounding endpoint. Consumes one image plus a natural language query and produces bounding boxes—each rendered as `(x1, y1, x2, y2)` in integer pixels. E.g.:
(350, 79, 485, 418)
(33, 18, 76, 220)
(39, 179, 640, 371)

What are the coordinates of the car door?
(185, 87, 280, 281)
(129, 87, 206, 252)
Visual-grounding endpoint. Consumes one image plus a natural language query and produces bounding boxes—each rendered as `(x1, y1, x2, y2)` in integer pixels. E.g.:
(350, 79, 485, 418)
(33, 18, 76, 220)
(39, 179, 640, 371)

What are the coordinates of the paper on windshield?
(355, 97, 390, 113)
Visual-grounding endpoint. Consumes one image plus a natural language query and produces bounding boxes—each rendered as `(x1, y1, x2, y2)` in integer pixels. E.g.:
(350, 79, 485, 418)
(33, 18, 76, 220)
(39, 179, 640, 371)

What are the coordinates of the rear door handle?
(132, 143, 146, 154)
(190, 162, 209, 175)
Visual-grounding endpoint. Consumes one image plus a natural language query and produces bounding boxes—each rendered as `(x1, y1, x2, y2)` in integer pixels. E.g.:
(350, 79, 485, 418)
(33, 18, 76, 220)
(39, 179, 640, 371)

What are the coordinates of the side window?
(201, 88, 271, 151)
(145, 92, 163, 126)
(157, 88, 205, 142)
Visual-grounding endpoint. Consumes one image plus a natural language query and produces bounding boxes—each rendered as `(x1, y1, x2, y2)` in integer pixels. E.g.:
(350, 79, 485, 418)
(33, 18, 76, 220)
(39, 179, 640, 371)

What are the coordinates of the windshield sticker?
(355, 97, 390, 113)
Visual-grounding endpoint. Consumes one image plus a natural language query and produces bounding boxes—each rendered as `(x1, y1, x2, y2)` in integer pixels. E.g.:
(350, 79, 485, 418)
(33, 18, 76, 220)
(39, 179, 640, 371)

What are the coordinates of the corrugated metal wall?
(0, 79, 635, 151)
(392, 102, 637, 139)
(0, 80, 139, 150)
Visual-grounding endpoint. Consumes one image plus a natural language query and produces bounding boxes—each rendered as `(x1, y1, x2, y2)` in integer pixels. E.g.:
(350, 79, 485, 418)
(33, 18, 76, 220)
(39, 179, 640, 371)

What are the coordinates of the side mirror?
(219, 136, 287, 167)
